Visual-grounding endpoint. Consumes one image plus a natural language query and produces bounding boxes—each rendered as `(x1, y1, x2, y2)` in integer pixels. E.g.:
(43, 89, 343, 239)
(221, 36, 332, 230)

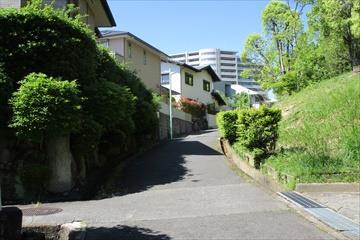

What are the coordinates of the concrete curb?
(220, 139, 358, 240)
(220, 139, 360, 193)
(220, 138, 285, 192)
(296, 183, 360, 193)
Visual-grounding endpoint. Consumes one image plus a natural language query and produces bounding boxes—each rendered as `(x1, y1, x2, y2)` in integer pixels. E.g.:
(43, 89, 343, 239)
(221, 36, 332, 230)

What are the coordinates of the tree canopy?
(241, 0, 359, 96)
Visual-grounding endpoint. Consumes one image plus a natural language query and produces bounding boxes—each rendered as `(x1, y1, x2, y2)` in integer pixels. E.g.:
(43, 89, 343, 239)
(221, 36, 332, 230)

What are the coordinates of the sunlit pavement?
(22, 130, 334, 239)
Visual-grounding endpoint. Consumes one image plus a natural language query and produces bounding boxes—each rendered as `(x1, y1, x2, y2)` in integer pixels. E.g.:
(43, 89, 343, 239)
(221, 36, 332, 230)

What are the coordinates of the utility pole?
(168, 68, 173, 140)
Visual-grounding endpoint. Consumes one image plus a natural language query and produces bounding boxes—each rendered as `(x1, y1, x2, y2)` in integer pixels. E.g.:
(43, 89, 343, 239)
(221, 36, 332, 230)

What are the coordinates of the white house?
(161, 61, 226, 128)
(229, 84, 267, 108)
(161, 61, 226, 107)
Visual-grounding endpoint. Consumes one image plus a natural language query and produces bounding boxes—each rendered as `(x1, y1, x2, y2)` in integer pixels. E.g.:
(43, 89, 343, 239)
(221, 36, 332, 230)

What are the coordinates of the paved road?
(23, 130, 334, 239)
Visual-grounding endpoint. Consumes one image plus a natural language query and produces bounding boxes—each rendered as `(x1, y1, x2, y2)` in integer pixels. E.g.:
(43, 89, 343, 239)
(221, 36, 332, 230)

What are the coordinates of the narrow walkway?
(23, 130, 334, 239)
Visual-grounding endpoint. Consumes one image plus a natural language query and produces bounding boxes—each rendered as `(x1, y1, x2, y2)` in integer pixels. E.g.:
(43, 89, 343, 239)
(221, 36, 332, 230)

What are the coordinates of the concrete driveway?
(23, 130, 334, 239)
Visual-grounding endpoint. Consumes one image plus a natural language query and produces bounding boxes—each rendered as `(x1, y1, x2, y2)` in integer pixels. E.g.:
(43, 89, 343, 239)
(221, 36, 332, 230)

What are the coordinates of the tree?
(309, 0, 360, 67)
(262, 0, 302, 74)
(241, 0, 355, 96)
(241, 0, 306, 95)
(231, 93, 250, 109)
(240, 33, 279, 91)
(9, 73, 82, 192)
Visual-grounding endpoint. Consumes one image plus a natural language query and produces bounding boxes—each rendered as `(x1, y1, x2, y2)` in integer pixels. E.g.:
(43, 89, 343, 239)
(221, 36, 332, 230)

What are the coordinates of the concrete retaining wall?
(207, 114, 217, 129)
(221, 139, 359, 193)
(158, 113, 192, 140)
(158, 102, 193, 140)
(220, 138, 285, 192)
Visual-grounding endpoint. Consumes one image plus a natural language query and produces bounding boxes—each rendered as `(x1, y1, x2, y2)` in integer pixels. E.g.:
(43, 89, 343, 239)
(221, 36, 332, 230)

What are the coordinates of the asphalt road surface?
(23, 130, 334, 240)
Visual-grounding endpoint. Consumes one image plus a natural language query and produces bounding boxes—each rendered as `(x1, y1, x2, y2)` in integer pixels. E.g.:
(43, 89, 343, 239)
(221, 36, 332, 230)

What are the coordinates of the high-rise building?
(237, 57, 262, 92)
(170, 48, 262, 95)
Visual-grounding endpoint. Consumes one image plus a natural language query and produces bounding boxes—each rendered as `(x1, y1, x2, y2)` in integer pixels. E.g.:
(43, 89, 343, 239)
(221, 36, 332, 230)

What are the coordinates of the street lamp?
(168, 67, 173, 140)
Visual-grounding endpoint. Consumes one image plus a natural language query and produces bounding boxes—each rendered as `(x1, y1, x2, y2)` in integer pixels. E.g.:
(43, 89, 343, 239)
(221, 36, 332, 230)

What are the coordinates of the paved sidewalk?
(304, 192, 360, 224)
(21, 130, 334, 239)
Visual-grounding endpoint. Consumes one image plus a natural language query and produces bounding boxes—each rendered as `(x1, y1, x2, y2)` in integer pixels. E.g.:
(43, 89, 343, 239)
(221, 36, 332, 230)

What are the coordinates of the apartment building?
(237, 57, 262, 92)
(170, 48, 262, 96)
(100, 31, 169, 93)
(0, 0, 116, 32)
(171, 48, 238, 84)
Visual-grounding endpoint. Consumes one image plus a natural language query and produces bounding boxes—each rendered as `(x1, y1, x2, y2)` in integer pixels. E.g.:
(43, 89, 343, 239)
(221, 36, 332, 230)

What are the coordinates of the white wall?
(0, 0, 21, 8)
(180, 67, 214, 105)
(207, 114, 217, 128)
(159, 102, 192, 122)
(161, 62, 181, 94)
(108, 38, 125, 56)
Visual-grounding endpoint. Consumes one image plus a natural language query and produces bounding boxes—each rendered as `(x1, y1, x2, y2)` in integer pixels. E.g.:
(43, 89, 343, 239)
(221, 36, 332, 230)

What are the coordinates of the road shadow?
(70, 225, 171, 240)
(108, 139, 221, 196)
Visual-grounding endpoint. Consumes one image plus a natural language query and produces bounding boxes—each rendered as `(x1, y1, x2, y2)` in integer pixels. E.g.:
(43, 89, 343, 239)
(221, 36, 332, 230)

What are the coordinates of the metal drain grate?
(308, 208, 359, 231)
(279, 191, 324, 208)
(279, 191, 360, 239)
(22, 207, 63, 216)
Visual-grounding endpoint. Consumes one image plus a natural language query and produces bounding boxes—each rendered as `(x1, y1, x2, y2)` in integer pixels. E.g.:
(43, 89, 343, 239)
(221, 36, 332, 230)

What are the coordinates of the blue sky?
(107, 0, 270, 55)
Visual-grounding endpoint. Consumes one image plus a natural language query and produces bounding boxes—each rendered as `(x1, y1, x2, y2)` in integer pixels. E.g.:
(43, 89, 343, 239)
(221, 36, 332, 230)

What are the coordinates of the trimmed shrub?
(9, 73, 81, 140)
(216, 110, 239, 144)
(237, 106, 281, 154)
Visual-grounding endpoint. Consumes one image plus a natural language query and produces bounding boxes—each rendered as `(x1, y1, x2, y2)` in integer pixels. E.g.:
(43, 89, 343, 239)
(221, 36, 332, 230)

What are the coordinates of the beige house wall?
(123, 39, 161, 93)
(1, 0, 108, 32)
(78, 0, 96, 30)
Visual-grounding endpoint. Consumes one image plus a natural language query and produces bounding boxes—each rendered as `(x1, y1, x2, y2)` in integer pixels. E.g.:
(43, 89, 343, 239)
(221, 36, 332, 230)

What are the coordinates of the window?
(101, 40, 109, 48)
(220, 51, 236, 55)
(220, 57, 236, 61)
(127, 42, 132, 58)
(221, 75, 237, 78)
(189, 58, 199, 62)
(222, 69, 236, 73)
(185, 73, 193, 86)
(143, 50, 147, 65)
(188, 52, 199, 56)
(221, 63, 236, 67)
(161, 73, 169, 84)
(171, 54, 185, 58)
(203, 80, 210, 92)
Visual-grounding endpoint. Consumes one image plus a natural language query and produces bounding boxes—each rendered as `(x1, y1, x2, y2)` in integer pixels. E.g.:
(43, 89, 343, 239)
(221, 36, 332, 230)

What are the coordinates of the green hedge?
(216, 110, 239, 144)
(237, 106, 281, 154)
(217, 106, 281, 167)
(0, 1, 159, 196)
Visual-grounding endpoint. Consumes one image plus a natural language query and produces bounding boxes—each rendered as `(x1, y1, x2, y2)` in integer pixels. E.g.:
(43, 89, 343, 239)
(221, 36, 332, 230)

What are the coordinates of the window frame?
(203, 80, 211, 92)
(143, 50, 147, 65)
(185, 72, 194, 86)
(127, 42, 132, 58)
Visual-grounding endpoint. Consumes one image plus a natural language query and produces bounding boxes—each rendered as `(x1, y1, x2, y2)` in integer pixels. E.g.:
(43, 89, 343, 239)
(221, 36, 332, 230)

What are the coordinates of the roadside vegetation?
(219, 0, 359, 189)
(241, 0, 359, 95)
(265, 72, 360, 185)
(0, 1, 159, 201)
(217, 106, 282, 168)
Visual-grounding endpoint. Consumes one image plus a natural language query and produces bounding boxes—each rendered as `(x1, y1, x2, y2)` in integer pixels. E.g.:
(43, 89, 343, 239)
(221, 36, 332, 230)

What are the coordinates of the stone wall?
(159, 112, 192, 140)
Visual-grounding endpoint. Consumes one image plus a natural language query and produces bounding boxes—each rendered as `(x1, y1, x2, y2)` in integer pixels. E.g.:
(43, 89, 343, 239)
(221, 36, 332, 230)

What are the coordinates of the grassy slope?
(265, 72, 360, 184)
